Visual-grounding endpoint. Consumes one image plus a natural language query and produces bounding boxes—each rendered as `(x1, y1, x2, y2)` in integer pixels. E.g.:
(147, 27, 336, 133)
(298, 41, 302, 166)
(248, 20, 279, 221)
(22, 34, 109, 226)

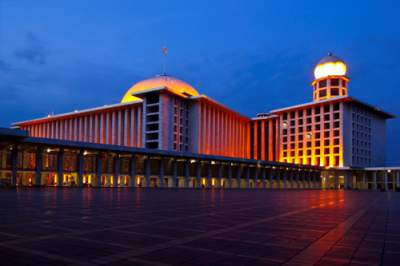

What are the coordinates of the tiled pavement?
(0, 189, 399, 265)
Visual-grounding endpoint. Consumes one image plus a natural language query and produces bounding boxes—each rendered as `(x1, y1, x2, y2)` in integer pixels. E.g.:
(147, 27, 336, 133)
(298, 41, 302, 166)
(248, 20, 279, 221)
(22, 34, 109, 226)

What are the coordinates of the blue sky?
(1, 0, 399, 164)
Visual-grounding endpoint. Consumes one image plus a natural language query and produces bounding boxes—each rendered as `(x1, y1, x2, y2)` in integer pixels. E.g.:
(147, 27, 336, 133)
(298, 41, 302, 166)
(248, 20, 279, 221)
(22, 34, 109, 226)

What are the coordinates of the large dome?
(314, 53, 347, 79)
(121, 75, 199, 103)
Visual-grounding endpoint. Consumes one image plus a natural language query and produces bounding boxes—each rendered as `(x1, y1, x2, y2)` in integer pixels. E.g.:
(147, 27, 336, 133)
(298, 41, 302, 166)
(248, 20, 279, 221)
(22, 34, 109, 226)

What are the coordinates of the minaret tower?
(312, 53, 349, 101)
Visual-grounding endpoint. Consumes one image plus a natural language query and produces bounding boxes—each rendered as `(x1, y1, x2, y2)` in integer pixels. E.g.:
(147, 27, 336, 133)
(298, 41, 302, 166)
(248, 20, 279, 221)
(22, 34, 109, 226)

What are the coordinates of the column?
(57, 148, 64, 187)
(254, 166, 259, 189)
(130, 155, 136, 187)
(276, 170, 281, 189)
(77, 150, 84, 187)
(262, 167, 267, 189)
(207, 162, 212, 188)
(95, 153, 103, 187)
(295, 170, 300, 189)
(344, 171, 349, 190)
(362, 172, 367, 190)
(35, 146, 43, 186)
(227, 164, 233, 189)
(246, 166, 250, 188)
(396, 171, 400, 190)
(236, 165, 242, 189)
(113, 155, 120, 187)
(289, 169, 294, 189)
(372, 171, 377, 190)
(282, 171, 287, 189)
(196, 161, 202, 188)
(11, 146, 17, 186)
(217, 163, 223, 188)
(159, 158, 165, 188)
(310, 172, 315, 189)
(384, 171, 389, 191)
(302, 171, 307, 189)
(184, 160, 190, 188)
(172, 160, 178, 188)
(145, 157, 151, 188)
(269, 169, 273, 188)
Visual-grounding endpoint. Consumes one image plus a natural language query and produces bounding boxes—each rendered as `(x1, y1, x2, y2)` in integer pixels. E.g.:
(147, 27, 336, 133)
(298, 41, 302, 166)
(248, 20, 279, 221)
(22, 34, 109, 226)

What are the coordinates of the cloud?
(14, 32, 48, 65)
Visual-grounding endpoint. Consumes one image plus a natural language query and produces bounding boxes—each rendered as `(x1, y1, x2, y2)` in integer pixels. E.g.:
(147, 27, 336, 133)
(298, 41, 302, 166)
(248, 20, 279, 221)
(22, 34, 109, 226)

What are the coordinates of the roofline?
(190, 95, 251, 120)
(12, 100, 143, 126)
(269, 96, 395, 119)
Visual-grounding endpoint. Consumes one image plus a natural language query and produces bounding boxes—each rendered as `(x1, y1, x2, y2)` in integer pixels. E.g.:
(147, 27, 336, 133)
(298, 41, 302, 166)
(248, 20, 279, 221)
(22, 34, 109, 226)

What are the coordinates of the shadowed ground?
(0, 189, 399, 265)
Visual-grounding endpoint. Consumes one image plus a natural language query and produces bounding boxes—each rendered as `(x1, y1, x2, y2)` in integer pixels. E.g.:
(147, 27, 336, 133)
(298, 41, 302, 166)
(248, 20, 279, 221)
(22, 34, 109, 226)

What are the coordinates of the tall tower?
(312, 53, 349, 101)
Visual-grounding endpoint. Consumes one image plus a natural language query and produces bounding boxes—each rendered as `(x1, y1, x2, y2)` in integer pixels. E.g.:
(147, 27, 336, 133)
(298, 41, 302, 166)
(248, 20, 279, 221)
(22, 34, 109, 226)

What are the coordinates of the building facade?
(1, 53, 396, 190)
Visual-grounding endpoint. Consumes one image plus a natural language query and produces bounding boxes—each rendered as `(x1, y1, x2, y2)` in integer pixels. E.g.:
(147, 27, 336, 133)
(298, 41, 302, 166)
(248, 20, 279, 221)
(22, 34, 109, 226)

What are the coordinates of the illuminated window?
(319, 80, 327, 88)
(319, 89, 327, 97)
(334, 121, 340, 128)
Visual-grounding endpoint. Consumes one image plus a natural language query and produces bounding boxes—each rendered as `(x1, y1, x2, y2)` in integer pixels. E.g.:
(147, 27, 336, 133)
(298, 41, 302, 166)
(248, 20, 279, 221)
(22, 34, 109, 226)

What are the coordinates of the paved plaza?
(0, 189, 399, 265)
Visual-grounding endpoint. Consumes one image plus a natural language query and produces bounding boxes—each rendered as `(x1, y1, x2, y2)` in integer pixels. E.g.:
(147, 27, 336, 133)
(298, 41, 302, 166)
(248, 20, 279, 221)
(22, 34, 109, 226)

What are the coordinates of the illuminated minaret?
(312, 53, 349, 101)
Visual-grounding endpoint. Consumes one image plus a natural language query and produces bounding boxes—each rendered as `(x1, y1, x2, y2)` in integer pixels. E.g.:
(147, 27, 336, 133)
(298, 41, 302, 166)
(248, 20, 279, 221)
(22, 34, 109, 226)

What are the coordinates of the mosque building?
(1, 53, 398, 190)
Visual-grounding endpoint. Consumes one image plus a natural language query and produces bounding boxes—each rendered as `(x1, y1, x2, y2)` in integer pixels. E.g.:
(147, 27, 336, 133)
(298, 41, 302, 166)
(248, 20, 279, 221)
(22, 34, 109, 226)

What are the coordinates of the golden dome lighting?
(314, 53, 347, 80)
(121, 75, 199, 103)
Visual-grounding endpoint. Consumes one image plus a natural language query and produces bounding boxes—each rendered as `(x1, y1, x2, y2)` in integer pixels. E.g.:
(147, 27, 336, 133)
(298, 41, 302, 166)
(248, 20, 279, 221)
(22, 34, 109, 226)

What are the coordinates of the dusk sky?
(1, 0, 399, 165)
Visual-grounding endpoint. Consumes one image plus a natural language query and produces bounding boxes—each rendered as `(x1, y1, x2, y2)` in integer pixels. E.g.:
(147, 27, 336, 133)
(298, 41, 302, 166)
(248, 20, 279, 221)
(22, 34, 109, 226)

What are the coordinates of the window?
(334, 147, 340, 153)
(315, 124, 321, 130)
(324, 148, 330, 154)
(315, 140, 320, 147)
(324, 114, 330, 120)
(334, 113, 340, 120)
(325, 123, 330, 129)
(331, 88, 339, 96)
(333, 103, 340, 111)
(324, 139, 330, 146)
(324, 131, 330, 138)
(334, 121, 340, 128)
(283, 113, 288, 120)
(315, 116, 321, 122)
(307, 142, 312, 148)
(307, 108, 312, 116)
(316, 149, 320, 155)
(319, 89, 327, 98)
(315, 107, 321, 114)
(319, 80, 327, 88)
(334, 130, 340, 137)
(330, 78, 339, 86)
(324, 105, 330, 112)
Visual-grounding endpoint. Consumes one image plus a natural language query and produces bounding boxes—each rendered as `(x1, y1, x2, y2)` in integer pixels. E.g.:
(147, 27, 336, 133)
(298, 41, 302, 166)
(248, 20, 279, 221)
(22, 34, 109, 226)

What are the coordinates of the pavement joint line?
(92, 202, 332, 264)
(0, 202, 280, 246)
(283, 196, 381, 266)
(0, 242, 94, 266)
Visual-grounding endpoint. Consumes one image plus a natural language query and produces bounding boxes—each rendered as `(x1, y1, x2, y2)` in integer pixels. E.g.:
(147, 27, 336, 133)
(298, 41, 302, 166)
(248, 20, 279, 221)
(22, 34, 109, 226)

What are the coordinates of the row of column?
(9, 146, 321, 189)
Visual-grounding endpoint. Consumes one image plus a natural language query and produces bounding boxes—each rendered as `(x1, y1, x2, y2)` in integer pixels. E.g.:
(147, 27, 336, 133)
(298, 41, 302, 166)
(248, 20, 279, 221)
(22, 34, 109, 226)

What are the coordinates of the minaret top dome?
(314, 52, 347, 79)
